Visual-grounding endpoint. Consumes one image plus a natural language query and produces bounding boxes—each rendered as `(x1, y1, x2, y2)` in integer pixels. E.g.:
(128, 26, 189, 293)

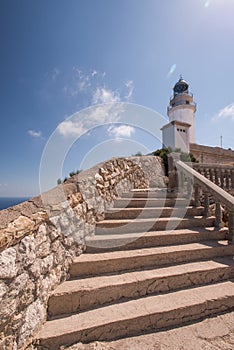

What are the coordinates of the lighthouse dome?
(173, 77, 189, 94)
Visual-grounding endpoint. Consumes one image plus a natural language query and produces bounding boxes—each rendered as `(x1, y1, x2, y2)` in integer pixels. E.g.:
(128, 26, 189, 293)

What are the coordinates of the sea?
(0, 197, 30, 211)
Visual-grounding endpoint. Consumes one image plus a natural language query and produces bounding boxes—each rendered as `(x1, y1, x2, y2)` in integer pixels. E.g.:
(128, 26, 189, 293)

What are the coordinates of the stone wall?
(190, 143, 234, 165)
(0, 156, 165, 350)
(128, 156, 166, 188)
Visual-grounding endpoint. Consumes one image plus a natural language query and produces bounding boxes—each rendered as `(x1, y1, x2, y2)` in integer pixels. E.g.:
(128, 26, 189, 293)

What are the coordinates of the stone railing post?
(225, 169, 230, 190)
(220, 169, 224, 189)
(231, 169, 234, 189)
(203, 191, 210, 217)
(203, 168, 208, 180)
(209, 168, 213, 182)
(214, 168, 219, 186)
(194, 185, 201, 207)
(215, 201, 223, 228)
(167, 153, 181, 192)
(186, 177, 193, 199)
(227, 211, 234, 243)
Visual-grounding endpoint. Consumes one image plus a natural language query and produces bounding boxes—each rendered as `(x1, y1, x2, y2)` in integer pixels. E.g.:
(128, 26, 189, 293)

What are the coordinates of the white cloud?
(76, 70, 91, 93)
(57, 120, 86, 137)
(28, 130, 42, 138)
(79, 79, 91, 93)
(57, 104, 125, 138)
(64, 68, 107, 98)
(64, 68, 90, 97)
(124, 80, 134, 100)
(91, 70, 98, 77)
(63, 67, 134, 110)
(108, 124, 135, 138)
(213, 103, 234, 121)
(92, 87, 120, 105)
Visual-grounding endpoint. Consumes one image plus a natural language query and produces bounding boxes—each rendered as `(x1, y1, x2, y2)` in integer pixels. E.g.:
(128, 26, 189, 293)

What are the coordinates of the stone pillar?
(194, 185, 201, 207)
(203, 192, 210, 217)
(167, 153, 180, 192)
(215, 202, 223, 228)
(227, 211, 234, 243)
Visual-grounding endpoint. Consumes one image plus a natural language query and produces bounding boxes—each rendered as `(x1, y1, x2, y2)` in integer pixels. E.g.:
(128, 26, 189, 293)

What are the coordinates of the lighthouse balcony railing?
(167, 101, 197, 112)
(169, 91, 194, 100)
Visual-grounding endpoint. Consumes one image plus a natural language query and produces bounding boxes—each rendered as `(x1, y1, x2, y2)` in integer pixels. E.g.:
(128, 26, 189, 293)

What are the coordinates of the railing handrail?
(192, 163, 234, 170)
(177, 160, 234, 211)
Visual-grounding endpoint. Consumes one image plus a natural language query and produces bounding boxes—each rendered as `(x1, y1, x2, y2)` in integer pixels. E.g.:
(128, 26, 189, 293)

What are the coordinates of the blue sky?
(1, 0, 234, 196)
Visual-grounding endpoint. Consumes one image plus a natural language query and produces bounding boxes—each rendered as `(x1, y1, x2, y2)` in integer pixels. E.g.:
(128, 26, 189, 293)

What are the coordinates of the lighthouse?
(161, 77, 196, 152)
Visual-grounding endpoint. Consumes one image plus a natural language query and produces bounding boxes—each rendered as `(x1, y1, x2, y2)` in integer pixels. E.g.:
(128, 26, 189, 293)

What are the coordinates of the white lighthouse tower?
(161, 76, 196, 152)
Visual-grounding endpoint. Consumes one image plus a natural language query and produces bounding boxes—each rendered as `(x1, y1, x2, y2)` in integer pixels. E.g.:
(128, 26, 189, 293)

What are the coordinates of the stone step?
(105, 206, 204, 220)
(96, 216, 215, 234)
(114, 198, 193, 208)
(70, 240, 234, 277)
(121, 191, 181, 199)
(38, 281, 234, 348)
(48, 258, 234, 318)
(85, 228, 227, 253)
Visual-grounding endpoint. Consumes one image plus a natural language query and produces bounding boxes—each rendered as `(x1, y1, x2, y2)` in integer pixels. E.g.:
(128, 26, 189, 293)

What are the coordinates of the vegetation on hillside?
(57, 169, 82, 185)
(153, 147, 198, 175)
(56, 148, 197, 185)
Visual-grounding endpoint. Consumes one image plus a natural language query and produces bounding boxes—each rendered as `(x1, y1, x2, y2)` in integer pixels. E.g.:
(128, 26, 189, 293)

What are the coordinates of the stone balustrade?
(192, 163, 234, 195)
(0, 156, 165, 350)
(176, 160, 234, 243)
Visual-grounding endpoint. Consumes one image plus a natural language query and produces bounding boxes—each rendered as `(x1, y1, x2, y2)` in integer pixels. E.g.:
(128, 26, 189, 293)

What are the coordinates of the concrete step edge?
(48, 258, 234, 317)
(85, 228, 227, 252)
(121, 193, 185, 198)
(97, 216, 214, 226)
(95, 217, 215, 234)
(114, 198, 194, 208)
(38, 281, 234, 348)
(70, 241, 234, 277)
(104, 207, 204, 219)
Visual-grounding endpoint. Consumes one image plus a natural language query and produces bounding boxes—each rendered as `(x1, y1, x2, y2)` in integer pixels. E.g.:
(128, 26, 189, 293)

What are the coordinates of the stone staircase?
(37, 189, 234, 349)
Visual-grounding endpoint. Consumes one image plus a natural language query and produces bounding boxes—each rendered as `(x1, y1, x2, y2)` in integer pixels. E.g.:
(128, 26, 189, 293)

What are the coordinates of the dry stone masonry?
(0, 156, 165, 350)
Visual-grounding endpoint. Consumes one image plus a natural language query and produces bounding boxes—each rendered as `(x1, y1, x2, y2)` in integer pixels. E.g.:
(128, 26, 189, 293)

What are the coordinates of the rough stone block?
(0, 247, 17, 279)
(17, 300, 45, 349)
(18, 236, 36, 267)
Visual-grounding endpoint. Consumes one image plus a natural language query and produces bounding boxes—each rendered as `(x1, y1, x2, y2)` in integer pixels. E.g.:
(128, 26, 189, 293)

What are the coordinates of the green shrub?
(153, 147, 198, 175)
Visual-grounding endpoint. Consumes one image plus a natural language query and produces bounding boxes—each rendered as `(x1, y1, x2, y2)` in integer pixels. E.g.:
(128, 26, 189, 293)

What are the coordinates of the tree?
(132, 151, 143, 156)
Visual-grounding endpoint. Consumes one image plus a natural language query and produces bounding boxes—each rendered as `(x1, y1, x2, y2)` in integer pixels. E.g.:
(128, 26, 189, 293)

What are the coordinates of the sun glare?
(167, 64, 177, 79)
(204, 0, 211, 8)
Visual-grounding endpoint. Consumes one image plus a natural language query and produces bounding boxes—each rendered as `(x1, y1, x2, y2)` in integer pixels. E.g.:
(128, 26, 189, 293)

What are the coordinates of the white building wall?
(162, 125, 175, 149)
(162, 123, 190, 153)
(174, 127, 190, 152)
(168, 108, 196, 143)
